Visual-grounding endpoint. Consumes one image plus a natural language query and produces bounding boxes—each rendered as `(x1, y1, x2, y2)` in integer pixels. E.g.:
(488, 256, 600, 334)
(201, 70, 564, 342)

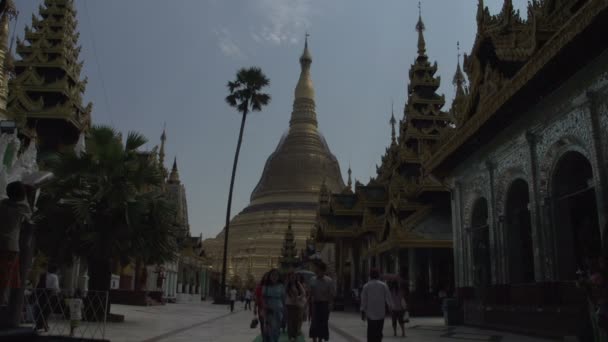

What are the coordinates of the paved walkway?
(102, 302, 558, 342)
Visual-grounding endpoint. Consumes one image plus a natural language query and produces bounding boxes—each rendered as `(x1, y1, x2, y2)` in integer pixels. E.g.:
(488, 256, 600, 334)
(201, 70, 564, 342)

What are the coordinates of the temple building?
(315, 8, 453, 315)
(202, 38, 345, 281)
(7, 0, 91, 152)
(419, 0, 608, 337)
(0, 0, 16, 120)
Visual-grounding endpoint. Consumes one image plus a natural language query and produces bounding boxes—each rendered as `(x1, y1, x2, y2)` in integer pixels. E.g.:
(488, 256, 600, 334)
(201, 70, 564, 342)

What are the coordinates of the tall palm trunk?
(220, 106, 249, 300)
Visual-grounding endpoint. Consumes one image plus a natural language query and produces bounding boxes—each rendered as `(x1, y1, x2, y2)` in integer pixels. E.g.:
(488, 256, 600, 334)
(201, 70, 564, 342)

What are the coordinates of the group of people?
(246, 262, 408, 342)
(250, 261, 335, 342)
(360, 269, 408, 341)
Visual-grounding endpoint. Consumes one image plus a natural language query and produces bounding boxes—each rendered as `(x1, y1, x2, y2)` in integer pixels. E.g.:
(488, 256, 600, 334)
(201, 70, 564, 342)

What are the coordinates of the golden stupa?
(203, 38, 345, 279)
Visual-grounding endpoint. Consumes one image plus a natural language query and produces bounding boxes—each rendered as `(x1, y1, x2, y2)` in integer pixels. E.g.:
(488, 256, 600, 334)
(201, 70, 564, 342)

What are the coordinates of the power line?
(82, 1, 115, 127)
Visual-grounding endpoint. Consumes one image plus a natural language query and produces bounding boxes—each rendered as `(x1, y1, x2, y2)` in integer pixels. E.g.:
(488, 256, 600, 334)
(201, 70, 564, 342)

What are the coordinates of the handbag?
(404, 310, 410, 323)
(250, 318, 259, 329)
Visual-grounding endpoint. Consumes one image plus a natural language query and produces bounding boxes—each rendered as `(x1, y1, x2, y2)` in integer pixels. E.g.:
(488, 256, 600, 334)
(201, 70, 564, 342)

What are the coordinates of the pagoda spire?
(8, 0, 92, 149)
(416, 2, 426, 57)
(400, 0, 450, 167)
(168, 156, 180, 183)
(347, 165, 352, 189)
(279, 213, 298, 273)
(295, 32, 314, 101)
(453, 42, 466, 97)
(290, 32, 318, 128)
(159, 125, 168, 179)
(390, 102, 397, 145)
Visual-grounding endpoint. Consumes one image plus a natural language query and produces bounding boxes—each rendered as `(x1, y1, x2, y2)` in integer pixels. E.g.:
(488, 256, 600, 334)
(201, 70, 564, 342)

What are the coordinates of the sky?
(14, 0, 529, 238)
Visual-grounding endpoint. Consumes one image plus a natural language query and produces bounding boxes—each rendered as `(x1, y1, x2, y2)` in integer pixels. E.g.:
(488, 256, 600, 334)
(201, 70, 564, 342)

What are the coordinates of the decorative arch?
(463, 188, 488, 229)
(549, 149, 601, 280)
(495, 167, 529, 218)
(538, 136, 591, 199)
(504, 178, 535, 283)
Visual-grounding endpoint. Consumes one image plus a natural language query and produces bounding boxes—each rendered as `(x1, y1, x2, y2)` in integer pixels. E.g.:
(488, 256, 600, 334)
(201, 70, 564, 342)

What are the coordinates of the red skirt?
(0, 251, 20, 289)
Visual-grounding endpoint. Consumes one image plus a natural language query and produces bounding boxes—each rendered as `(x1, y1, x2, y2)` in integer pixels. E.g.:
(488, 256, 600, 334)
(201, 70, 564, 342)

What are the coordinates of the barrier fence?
(20, 288, 108, 340)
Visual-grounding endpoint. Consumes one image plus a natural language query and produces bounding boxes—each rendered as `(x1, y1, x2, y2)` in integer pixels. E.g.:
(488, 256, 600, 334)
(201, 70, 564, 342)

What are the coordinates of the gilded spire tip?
(416, 2, 426, 56)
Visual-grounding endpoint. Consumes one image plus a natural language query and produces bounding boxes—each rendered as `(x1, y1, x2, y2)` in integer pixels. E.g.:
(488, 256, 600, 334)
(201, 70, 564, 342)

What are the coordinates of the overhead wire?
(82, 1, 115, 127)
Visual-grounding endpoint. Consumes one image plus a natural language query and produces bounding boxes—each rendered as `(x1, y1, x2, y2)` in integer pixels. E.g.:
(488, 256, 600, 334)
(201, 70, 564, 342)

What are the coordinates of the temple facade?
(315, 8, 454, 315)
(202, 39, 345, 281)
(420, 0, 608, 337)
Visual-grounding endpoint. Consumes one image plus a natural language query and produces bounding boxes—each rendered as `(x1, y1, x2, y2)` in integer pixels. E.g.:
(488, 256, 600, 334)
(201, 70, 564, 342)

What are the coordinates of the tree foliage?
(36, 125, 179, 290)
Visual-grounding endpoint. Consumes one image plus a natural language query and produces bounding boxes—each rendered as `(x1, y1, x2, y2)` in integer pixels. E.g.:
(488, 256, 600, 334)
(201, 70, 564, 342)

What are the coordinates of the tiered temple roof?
(316, 6, 452, 252)
(8, 0, 91, 150)
(425, 0, 608, 175)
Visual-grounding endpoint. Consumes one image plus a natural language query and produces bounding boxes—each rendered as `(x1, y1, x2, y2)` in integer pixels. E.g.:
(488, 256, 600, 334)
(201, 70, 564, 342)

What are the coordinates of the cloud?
(254, 0, 312, 45)
(214, 28, 244, 58)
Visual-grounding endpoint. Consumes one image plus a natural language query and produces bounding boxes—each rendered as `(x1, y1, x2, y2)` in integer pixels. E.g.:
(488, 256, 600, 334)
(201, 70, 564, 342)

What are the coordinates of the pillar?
(394, 249, 400, 277)
(408, 249, 417, 292)
(525, 131, 546, 281)
(587, 92, 608, 246)
(485, 160, 500, 284)
(428, 249, 433, 293)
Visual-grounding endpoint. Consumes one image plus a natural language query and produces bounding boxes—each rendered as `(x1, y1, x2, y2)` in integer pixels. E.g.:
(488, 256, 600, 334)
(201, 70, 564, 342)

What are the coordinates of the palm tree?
(36, 126, 179, 317)
(220, 67, 271, 299)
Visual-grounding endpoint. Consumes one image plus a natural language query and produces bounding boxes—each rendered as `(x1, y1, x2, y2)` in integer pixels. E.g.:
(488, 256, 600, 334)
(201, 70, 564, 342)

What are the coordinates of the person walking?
(244, 288, 253, 310)
(360, 269, 393, 342)
(263, 269, 285, 342)
(309, 262, 335, 342)
(254, 272, 269, 340)
(285, 272, 306, 341)
(389, 281, 407, 337)
(229, 286, 237, 313)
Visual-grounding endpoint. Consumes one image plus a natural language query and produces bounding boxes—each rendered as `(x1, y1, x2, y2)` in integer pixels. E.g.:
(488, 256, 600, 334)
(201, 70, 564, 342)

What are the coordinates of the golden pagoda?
(203, 37, 345, 280)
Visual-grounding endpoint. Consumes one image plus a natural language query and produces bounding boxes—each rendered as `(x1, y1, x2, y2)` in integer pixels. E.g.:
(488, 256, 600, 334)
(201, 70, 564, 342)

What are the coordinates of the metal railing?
(20, 288, 108, 340)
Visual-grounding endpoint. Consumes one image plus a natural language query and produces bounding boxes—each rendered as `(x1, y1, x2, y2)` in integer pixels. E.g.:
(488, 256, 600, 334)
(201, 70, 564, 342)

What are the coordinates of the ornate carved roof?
(426, 0, 606, 174)
(8, 0, 91, 143)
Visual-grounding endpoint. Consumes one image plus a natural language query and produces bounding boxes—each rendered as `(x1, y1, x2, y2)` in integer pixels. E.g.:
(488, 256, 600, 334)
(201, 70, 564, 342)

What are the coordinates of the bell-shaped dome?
(249, 37, 344, 205)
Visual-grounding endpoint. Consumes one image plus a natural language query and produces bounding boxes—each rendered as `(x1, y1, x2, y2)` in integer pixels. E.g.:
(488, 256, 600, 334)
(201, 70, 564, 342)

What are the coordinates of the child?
(66, 289, 83, 337)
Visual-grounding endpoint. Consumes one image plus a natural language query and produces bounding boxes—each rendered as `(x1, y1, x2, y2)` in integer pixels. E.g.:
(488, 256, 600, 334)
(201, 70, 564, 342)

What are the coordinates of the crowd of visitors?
(243, 261, 408, 342)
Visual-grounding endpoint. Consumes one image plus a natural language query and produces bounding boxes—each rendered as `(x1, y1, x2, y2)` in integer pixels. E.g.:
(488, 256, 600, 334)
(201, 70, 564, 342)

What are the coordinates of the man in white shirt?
(360, 269, 393, 342)
(229, 287, 237, 313)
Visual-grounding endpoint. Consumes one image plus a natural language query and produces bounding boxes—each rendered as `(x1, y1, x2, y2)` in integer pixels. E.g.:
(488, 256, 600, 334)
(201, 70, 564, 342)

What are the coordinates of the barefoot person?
(285, 272, 306, 341)
(263, 269, 285, 342)
(389, 281, 407, 337)
(360, 269, 393, 342)
(309, 262, 335, 342)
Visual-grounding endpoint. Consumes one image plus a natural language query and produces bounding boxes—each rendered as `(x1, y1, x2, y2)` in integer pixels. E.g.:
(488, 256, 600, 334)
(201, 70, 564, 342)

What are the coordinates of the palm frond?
(125, 131, 147, 152)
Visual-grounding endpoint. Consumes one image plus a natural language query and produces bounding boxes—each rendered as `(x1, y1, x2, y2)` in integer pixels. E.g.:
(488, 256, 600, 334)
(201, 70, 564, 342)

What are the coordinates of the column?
(485, 160, 500, 284)
(526, 131, 546, 281)
(408, 249, 417, 293)
(451, 179, 464, 288)
(394, 249, 400, 277)
(587, 92, 608, 242)
(428, 249, 433, 293)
